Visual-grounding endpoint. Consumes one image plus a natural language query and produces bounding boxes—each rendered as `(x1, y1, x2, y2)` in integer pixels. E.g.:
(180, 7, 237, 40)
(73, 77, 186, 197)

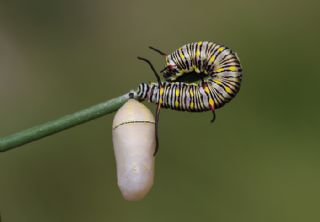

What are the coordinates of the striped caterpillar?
(133, 41, 243, 154)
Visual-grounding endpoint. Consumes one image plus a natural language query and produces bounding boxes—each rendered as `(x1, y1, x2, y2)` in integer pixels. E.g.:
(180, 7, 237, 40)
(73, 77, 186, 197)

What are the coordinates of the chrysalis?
(112, 99, 156, 201)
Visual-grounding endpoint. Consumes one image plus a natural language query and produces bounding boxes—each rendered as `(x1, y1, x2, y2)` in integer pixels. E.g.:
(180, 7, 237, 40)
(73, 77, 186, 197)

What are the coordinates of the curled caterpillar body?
(137, 41, 242, 112)
(136, 41, 243, 155)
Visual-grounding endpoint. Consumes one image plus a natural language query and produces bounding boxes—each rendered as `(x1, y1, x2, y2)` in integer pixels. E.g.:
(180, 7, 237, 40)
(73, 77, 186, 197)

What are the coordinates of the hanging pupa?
(112, 99, 156, 201)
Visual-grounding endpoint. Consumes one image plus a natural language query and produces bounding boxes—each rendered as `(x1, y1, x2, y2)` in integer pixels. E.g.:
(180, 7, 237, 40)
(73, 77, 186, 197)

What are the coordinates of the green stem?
(0, 93, 132, 152)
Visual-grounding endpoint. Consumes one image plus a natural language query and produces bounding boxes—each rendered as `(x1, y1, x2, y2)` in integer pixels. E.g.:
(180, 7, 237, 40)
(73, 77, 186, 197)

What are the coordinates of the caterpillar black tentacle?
(137, 41, 243, 155)
(137, 57, 163, 156)
(149, 46, 167, 56)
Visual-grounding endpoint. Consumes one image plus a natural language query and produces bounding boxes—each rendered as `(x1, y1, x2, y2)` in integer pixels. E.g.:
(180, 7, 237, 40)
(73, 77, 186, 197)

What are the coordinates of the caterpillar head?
(160, 56, 179, 81)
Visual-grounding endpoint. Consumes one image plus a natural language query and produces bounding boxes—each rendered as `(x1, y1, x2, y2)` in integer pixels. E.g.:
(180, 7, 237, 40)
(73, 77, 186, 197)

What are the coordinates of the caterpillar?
(133, 41, 243, 155)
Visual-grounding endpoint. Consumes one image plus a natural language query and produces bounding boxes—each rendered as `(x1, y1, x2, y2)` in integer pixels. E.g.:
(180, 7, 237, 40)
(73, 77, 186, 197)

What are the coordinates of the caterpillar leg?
(137, 56, 163, 156)
(149, 46, 167, 56)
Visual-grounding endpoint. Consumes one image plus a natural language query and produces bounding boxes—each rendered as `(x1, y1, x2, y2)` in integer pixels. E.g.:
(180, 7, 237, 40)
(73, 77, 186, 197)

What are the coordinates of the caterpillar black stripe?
(135, 41, 243, 155)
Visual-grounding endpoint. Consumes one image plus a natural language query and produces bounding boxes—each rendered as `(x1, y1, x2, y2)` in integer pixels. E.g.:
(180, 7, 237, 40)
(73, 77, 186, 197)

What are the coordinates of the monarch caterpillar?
(132, 41, 243, 155)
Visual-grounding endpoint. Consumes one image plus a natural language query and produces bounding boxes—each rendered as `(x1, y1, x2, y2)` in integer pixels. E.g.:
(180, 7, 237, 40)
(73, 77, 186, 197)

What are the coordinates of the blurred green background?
(0, 0, 320, 221)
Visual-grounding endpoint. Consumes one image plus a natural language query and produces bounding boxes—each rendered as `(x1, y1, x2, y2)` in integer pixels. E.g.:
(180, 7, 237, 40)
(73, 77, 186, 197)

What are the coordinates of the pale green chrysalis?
(112, 99, 155, 201)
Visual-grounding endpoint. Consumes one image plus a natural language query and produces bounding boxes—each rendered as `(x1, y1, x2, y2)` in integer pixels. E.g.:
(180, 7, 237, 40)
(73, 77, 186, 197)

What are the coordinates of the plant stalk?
(0, 93, 132, 152)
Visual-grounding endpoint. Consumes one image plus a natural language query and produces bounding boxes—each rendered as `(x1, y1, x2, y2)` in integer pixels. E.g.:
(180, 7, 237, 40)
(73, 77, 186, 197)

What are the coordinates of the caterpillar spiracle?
(132, 41, 243, 155)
